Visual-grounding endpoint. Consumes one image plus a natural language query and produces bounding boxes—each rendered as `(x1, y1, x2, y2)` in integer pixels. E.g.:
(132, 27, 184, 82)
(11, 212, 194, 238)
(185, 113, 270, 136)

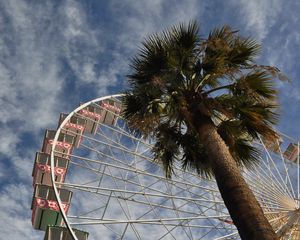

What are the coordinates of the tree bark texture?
(195, 121, 278, 240)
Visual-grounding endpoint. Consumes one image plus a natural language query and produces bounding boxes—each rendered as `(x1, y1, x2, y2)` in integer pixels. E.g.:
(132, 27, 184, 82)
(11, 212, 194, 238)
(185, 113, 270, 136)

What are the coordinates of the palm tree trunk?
(196, 120, 278, 240)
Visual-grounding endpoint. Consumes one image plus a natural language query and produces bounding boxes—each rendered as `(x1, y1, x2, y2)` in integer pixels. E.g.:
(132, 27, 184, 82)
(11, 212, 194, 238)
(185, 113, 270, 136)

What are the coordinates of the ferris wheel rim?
(50, 94, 123, 240)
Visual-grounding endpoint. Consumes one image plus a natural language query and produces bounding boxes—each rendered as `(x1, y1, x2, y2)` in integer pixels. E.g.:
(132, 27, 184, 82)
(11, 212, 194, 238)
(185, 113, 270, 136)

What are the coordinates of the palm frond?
(237, 101, 279, 140)
(234, 70, 278, 101)
(129, 36, 169, 83)
(202, 26, 261, 83)
(226, 37, 261, 67)
(233, 139, 261, 169)
(217, 120, 260, 168)
(165, 21, 199, 53)
(180, 131, 213, 178)
(152, 124, 181, 178)
(238, 102, 279, 125)
(122, 91, 161, 134)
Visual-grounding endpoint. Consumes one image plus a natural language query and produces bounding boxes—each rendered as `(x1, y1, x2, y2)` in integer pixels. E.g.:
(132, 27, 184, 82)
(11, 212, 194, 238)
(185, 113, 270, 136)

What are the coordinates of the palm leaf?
(217, 120, 260, 168)
(180, 131, 213, 178)
(234, 70, 278, 101)
(152, 124, 181, 178)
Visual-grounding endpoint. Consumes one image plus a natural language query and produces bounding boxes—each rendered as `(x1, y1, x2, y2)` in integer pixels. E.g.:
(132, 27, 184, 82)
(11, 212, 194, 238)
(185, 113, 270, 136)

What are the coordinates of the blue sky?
(1, 0, 300, 239)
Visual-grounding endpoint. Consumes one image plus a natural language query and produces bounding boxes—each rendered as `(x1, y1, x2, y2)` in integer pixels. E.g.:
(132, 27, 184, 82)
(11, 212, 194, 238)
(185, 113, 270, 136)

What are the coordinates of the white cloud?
(230, 0, 283, 40)
(61, 0, 104, 85)
(109, 0, 202, 50)
(0, 183, 43, 240)
(0, 128, 19, 156)
(0, 0, 114, 156)
(0, 1, 62, 130)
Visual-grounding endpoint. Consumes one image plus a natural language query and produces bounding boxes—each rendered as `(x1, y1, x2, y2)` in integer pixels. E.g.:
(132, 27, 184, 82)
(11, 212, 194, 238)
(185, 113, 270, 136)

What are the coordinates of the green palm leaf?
(123, 21, 281, 175)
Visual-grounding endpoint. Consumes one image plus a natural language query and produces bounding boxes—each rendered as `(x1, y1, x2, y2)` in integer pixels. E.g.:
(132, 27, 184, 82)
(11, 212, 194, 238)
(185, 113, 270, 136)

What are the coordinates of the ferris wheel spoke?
(64, 178, 219, 219)
(104, 167, 143, 240)
(276, 141, 297, 199)
(67, 216, 234, 231)
(267, 212, 288, 222)
(66, 150, 220, 198)
(96, 127, 149, 157)
(157, 222, 187, 240)
(246, 176, 292, 208)
(85, 134, 217, 195)
(64, 116, 219, 190)
(114, 156, 174, 240)
(164, 184, 196, 240)
(66, 162, 217, 208)
(259, 137, 295, 199)
(130, 153, 179, 240)
(258, 159, 290, 197)
(61, 179, 221, 215)
(182, 187, 232, 236)
(69, 214, 232, 226)
(258, 158, 295, 204)
(246, 176, 285, 202)
(245, 157, 292, 200)
(83, 135, 153, 162)
(59, 182, 224, 206)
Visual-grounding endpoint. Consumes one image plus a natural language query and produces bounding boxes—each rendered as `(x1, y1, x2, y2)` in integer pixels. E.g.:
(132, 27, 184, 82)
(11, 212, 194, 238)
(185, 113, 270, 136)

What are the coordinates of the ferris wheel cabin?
(99, 99, 122, 125)
(283, 143, 300, 162)
(78, 99, 122, 133)
(58, 113, 85, 148)
(32, 152, 69, 186)
(31, 184, 72, 231)
(44, 226, 89, 240)
(42, 130, 75, 159)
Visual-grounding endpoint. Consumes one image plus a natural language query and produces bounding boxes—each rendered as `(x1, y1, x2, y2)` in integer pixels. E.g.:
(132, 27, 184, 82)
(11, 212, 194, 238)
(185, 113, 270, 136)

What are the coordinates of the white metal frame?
(50, 95, 300, 240)
(50, 94, 123, 240)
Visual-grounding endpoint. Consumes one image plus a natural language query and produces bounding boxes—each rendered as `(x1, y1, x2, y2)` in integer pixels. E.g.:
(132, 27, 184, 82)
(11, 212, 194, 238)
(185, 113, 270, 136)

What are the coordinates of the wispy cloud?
(0, 0, 112, 156)
(0, 183, 43, 239)
(230, 0, 283, 40)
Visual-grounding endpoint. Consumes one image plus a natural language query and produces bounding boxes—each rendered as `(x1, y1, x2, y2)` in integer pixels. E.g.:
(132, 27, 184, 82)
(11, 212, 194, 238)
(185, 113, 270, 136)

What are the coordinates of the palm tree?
(122, 21, 281, 239)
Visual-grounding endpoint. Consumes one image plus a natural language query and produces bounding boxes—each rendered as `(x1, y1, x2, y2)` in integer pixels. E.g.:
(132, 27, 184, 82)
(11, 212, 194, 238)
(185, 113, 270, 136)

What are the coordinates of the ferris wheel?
(30, 95, 300, 240)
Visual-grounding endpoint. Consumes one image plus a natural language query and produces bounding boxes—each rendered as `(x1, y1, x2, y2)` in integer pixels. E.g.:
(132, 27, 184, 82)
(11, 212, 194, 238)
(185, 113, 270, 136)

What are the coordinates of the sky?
(1, 0, 300, 239)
